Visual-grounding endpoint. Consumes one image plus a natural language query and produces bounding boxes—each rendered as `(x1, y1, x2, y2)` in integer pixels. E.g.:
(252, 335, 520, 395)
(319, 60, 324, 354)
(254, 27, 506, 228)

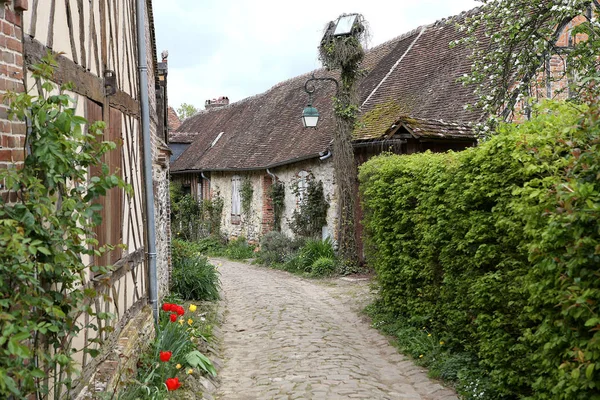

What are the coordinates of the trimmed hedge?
(359, 102, 600, 399)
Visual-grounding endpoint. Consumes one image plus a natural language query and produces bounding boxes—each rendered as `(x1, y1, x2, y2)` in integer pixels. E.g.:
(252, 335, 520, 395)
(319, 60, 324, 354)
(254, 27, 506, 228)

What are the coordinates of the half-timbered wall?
(0, 0, 172, 394)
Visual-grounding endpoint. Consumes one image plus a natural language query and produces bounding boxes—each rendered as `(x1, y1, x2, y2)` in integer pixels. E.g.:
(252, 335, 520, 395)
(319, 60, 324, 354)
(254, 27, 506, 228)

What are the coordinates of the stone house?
(170, 7, 577, 253)
(0, 0, 171, 395)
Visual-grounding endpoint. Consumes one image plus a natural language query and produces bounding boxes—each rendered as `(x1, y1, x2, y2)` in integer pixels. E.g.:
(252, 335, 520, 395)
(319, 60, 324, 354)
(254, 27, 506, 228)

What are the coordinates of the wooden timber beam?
(23, 36, 140, 118)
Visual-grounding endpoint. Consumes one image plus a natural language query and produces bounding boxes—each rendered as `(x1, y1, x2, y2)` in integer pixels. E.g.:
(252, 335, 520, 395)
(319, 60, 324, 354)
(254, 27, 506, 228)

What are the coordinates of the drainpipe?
(319, 149, 332, 161)
(137, 0, 158, 322)
(266, 168, 277, 181)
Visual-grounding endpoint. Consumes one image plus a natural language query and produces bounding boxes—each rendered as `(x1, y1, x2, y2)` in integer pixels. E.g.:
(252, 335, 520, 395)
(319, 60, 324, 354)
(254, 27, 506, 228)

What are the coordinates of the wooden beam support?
(24, 36, 140, 118)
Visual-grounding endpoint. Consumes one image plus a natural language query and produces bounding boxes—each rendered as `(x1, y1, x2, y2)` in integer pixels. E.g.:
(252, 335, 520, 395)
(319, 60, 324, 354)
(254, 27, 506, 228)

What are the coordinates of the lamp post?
(300, 13, 367, 270)
(301, 73, 339, 128)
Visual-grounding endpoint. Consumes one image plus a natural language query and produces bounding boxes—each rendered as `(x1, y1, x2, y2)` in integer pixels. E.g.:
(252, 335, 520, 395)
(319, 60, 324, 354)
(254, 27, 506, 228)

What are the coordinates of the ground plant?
(111, 301, 216, 399)
(0, 55, 127, 398)
(171, 254, 220, 302)
(359, 101, 600, 399)
(171, 184, 223, 241)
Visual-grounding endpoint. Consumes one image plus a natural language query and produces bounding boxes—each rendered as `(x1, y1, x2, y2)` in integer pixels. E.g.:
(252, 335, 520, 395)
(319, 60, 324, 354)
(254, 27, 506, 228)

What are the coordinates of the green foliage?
(290, 178, 329, 238)
(255, 231, 303, 265)
(185, 350, 217, 378)
(171, 255, 220, 301)
(224, 236, 255, 260)
(359, 101, 600, 398)
(171, 184, 224, 240)
(176, 103, 198, 120)
(240, 179, 254, 221)
(0, 54, 127, 398)
(282, 238, 337, 277)
(454, 0, 600, 130)
(269, 181, 285, 231)
(310, 257, 336, 277)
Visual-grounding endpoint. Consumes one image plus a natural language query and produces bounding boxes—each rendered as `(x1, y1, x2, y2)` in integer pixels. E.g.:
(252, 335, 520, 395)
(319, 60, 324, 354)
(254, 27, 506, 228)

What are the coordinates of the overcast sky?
(153, 0, 481, 112)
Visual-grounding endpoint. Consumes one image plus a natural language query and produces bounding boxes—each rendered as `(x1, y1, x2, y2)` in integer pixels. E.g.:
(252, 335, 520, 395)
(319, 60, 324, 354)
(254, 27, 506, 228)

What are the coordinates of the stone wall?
(209, 157, 338, 243)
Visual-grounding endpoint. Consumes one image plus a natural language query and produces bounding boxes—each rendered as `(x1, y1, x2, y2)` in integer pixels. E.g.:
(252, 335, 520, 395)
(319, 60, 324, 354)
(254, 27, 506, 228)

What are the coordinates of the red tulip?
(159, 351, 172, 362)
(165, 377, 181, 391)
(162, 303, 171, 312)
(175, 306, 185, 316)
(169, 313, 177, 322)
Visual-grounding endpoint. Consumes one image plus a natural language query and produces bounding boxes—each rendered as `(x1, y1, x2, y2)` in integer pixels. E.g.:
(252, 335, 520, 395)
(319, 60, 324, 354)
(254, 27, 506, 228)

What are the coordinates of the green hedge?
(359, 101, 600, 399)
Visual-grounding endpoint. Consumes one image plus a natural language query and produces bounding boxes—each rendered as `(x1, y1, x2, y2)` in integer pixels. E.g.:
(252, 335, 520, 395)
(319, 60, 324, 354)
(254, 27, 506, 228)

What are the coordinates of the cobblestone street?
(214, 259, 458, 400)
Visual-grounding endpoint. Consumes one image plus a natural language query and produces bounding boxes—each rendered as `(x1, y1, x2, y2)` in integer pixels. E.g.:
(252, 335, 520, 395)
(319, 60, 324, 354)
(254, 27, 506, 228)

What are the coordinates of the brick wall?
(0, 0, 25, 174)
(261, 174, 273, 235)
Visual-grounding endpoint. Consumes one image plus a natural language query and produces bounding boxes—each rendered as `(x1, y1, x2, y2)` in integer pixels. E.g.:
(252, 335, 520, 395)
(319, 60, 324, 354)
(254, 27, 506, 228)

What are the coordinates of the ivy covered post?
(318, 14, 368, 269)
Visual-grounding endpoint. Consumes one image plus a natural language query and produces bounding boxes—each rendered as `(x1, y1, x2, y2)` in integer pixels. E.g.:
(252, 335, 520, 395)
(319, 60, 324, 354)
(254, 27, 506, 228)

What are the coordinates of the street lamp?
(301, 73, 339, 129)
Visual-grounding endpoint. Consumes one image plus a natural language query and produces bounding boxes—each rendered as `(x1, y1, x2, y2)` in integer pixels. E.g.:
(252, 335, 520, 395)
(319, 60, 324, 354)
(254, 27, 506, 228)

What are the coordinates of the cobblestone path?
(215, 259, 458, 400)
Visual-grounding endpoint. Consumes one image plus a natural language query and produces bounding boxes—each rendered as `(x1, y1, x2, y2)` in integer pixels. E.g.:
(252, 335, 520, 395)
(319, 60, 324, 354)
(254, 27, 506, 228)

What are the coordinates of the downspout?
(319, 149, 332, 161)
(137, 0, 158, 322)
(266, 168, 277, 181)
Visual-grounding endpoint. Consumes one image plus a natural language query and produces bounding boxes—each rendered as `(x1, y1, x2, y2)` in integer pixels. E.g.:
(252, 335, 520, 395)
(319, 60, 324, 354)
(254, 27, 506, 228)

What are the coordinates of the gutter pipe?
(137, 0, 159, 322)
(319, 149, 332, 161)
(266, 168, 277, 181)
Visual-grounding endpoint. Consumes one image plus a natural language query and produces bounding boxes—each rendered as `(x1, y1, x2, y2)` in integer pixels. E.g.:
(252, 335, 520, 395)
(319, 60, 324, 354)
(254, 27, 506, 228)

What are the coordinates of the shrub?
(359, 101, 600, 398)
(256, 231, 304, 265)
(310, 257, 336, 277)
(171, 256, 220, 301)
(282, 238, 337, 275)
(224, 236, 255, 260)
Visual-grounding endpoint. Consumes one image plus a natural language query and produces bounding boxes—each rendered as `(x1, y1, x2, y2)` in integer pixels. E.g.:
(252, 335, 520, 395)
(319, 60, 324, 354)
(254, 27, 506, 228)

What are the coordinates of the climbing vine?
(289, 177, 329, 238)
(171, 183, 223, 240)
(240, 178, 254, 221)
(0, 54, 127, 398)
(317, 13, 369, 267)
(269, 181, 285, 231)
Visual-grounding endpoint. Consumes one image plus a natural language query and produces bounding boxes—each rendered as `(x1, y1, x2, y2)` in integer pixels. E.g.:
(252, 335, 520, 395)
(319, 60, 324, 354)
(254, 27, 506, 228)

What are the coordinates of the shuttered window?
(231, 175, 241, 224)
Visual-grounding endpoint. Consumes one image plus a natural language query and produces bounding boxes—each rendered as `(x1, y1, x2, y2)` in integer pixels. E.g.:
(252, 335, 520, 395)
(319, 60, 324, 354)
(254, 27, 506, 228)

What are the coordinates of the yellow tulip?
(176, 364, 182, 369)
(187, 368, 193, 374)
(189, 304, 197, 312)
(187, 318, 194, 326)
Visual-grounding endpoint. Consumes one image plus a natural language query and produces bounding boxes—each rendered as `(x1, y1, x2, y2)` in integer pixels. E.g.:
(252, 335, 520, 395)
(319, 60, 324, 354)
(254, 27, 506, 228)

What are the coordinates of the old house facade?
(170, 7, 577, 254)
(0, 0, 171, 395)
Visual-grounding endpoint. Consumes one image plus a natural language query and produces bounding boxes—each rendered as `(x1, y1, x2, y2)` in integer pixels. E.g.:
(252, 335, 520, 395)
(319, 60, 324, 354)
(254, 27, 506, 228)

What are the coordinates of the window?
(231, 175, 241, 223)
(297, 170, 310, 205)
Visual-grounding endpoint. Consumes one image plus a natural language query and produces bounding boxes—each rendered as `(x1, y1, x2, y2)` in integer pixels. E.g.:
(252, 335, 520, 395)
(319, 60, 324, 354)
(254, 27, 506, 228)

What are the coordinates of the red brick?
(14, 26, 21, 38)
(10, 149, 23, 161)
(6, 37, 21, 53)
(4, 9, 21, 27)
(1, 21, 12, 36)
(0, 149, 12, 161)
(12, 123, 25, 135)
(14, 0, 28, 12)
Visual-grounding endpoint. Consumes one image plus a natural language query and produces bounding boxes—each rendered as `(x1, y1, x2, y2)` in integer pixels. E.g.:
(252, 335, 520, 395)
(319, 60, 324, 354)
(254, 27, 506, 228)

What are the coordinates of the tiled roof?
(172, 7, 484, 173)
(169, 132, 197, 144)
(168, 107, 181, 132)
(396, 117, 473, 139)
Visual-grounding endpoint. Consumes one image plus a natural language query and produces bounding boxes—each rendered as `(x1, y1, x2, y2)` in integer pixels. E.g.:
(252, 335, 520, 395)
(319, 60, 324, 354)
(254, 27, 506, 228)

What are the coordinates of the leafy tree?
(176, 102, 198, 120)
(455, 0, 600, 131)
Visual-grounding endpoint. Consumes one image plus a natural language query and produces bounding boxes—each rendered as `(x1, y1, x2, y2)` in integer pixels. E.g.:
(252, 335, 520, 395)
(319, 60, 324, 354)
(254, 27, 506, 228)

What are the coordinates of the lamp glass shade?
(302, 106, 319, 128)
(333, 14, 358, 36)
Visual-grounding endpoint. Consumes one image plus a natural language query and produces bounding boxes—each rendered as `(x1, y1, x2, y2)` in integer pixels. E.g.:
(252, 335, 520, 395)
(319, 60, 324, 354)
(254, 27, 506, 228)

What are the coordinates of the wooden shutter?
(87, 99, 123, 267)
(231, 176, 241, 217)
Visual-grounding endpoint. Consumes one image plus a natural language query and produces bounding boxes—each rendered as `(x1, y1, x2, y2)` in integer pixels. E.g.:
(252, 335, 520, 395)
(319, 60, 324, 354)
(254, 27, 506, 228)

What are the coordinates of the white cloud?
(154, 0, 482, 109)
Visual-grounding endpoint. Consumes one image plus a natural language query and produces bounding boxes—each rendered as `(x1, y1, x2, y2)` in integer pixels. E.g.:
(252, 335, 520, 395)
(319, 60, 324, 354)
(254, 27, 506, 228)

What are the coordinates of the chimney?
(205, 96, 230, 109)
